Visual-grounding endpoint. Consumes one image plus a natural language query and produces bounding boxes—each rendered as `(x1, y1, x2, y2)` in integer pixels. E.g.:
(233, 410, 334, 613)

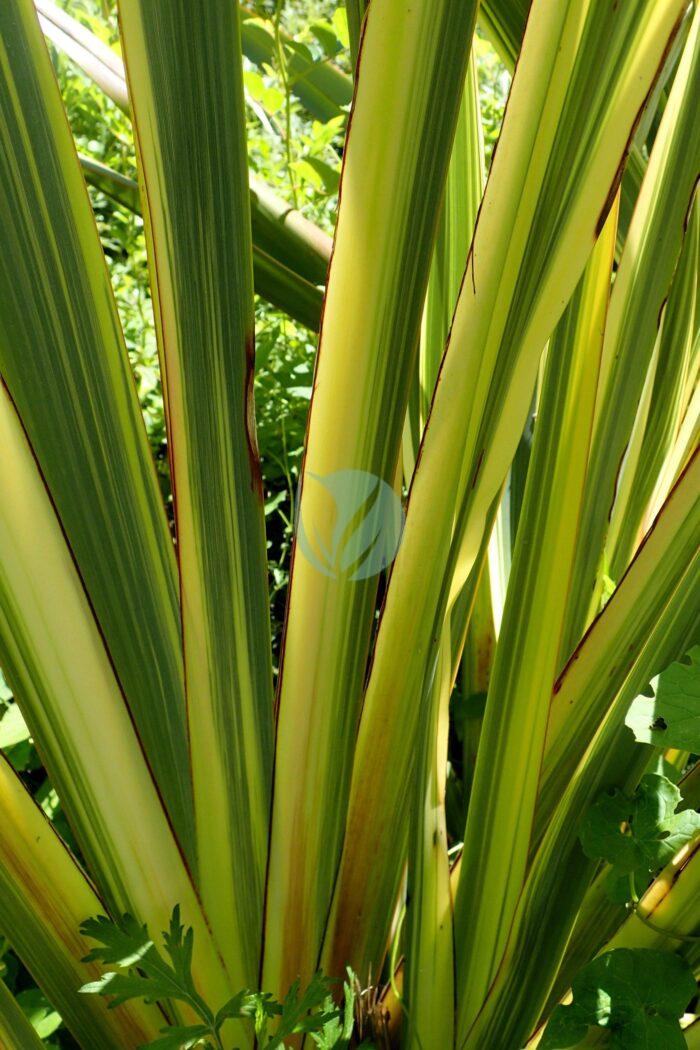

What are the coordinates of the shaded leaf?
(579, 775, 700, 886)
(145, 1025, 211, 1049)
(268, 972, 338, 1048)
(15, 988, 62, 1039)
(541, 949, 695, 1049)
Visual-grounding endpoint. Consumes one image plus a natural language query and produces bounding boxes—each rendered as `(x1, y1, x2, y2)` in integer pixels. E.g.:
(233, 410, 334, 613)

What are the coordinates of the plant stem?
(628, 874, 700, 942)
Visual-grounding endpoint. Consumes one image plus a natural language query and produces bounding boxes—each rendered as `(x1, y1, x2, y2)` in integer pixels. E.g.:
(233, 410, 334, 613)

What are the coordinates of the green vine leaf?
(540, 949, 696, 1049)
(626, 647, 700, 751)
(579, 774, 700, 897)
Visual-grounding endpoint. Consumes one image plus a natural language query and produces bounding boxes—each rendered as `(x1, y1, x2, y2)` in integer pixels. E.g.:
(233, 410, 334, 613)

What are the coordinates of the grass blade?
(0, 0, 191, 851)
(117, 0, 274, 989)
(539, 450, 700, 833)
(38, 0, 332, 313)
(265, 0, 480, 994)
(0, 756, 164, 1050)
(0, 380, 236, 1019)
(563, 3, 700, 652)
(607, 197, 699, 576)
(0, 979, 46, 1050)
(326, 0, 687, 984)
(78, 155, 326, 329)
(453, 204, 617, 1038)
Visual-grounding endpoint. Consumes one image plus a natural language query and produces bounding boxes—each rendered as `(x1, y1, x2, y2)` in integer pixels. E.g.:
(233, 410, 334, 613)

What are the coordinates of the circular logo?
(296, 469, 404, 581)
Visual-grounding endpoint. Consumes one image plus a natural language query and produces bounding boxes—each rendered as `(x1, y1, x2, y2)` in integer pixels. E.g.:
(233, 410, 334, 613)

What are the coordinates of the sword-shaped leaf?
(265, 0, 481, 995)
(539, 451, 700, 834)
(607, 197, 699, 577)
(0, 756, 164, 1050)
(563, 4, 700, 653)
(0, 980, 46, 1050)
(402, 61, 485, 1046)
(453, 205, 617, 1037)
(117, 0, 273, 990)
(0, 378, 236, 1021)
(37, 0, 332, 321)
(325, 0, 688, 983)
(78, 155, 326, 330)
(465, 546, 698, 1048)
(0, 0, 190, 851)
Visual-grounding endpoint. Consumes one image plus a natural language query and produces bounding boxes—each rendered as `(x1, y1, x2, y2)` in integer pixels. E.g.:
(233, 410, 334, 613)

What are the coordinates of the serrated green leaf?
(214, 990, 256, 1030)
(80, 971, 176, 1009)
(145, 1024, 211, 1049)
(309, 991, 354, 1049)
(267, 972, 338, 1048)
(541, 949, 695, 1050)
(79, 909, 204, 1014)
(238, 986, 281, 1029)
(579, 775, 700, 885)
(81, 914, 155, 969)
(161, 908, 197, 998)
(626, 647, 700, 751)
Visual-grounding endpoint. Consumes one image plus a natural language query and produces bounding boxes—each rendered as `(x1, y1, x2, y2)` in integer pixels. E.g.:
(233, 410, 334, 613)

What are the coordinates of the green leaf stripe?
(0, 0, 191, 851)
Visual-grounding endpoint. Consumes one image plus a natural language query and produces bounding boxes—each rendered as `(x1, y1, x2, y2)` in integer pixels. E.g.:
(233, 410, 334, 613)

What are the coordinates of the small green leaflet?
(579, 774, 700, 900)
(626, 647, 700, 751)
(309, 971, 355, 1049)
(259, 973, 337, 1049)
(15, 988, 62, 1039)
(141, 1026, 211, 1050)
(540, 949, 696, 1049)
(80, 907, 345, 1048)
(0, 702, 30, 749)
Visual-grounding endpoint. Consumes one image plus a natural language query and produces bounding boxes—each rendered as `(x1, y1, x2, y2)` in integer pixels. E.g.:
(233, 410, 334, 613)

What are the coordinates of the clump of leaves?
(79, 907, 351, 1049)
(540, 949, 696, 1049)
(579, 773, 700, 902)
